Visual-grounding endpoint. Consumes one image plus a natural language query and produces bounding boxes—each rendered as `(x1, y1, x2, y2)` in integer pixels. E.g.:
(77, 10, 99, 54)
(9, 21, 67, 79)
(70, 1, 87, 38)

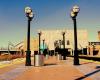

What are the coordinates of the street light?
(70, 5, 80, 65)
(59, 40, 62, 49)
(43, 39, 45, 51)
(34, 31, 44, 67)
(62, 32, 66, 60)
(25, 7, 34, 66)
(62, 32, 65, 49)
(38, 31, 42, 54)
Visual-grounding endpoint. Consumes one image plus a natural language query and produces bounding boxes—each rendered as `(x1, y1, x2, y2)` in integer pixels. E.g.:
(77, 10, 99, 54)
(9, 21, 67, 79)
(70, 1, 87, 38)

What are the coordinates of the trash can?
(34, 54, 44, 67)
(57, 54, 62, 60)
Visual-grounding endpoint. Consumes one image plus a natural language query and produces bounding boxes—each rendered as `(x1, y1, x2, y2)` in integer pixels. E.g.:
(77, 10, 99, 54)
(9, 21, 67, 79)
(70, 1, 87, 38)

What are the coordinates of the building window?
(67, 40, 70, 45)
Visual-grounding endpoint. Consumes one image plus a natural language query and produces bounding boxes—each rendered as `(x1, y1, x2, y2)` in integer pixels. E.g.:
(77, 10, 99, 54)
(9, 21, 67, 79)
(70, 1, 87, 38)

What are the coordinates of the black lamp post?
(25, 7, 34, 66)
(59, 40, 61, 48)
(70, 5, 80, 65)
(43, 39, 45, 50)
(38, 31, 42, 55)
(62, 32, 66, 60)
(62, 32, 65, 49)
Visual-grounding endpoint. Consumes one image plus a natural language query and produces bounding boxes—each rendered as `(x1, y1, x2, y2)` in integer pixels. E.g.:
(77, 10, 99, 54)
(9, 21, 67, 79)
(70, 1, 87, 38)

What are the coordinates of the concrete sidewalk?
(0, 56, 99, 80)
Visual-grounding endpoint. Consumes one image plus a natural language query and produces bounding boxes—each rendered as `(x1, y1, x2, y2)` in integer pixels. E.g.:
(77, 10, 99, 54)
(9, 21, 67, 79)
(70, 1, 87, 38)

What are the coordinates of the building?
(39, 29, 88, 55)
(88, 42, 100, 56)
(23, 37, 39, 55)
(86, 31, 100, 57)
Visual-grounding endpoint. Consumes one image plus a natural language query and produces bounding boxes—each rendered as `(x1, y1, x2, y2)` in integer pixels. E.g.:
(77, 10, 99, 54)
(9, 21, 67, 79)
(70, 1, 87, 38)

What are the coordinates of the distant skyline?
(0, 0, 100, 47)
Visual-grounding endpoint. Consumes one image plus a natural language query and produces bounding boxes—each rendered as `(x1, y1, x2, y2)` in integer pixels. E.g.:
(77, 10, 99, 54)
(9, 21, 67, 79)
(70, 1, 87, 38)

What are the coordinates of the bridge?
(0, 41, 24, 55)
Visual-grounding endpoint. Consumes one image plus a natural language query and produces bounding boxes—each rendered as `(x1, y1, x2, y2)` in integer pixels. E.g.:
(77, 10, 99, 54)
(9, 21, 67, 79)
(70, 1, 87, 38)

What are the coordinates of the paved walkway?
(75, 59, 100, 80)
(0, 56, 99, 80)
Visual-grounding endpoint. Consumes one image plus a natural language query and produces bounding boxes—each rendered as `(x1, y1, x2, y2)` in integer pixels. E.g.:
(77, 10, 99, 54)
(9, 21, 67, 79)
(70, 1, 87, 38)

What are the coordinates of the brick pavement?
(14, 56, 91, 80)
(0, 58, 26, 75)
(0, 56, 99, 80)
(75, 60, 100, 80)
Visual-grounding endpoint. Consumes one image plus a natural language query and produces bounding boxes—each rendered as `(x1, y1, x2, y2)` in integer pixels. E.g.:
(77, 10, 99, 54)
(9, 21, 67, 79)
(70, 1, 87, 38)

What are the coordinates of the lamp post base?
(25, 51, 31, 66)
(74, 57, 79, 65)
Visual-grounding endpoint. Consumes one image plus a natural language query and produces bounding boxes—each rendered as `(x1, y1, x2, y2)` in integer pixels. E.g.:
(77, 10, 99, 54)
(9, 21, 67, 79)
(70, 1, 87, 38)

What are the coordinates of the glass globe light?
(38, 30, 42, 35)
(25, 7, 32, 14)
(72, 5, 80, 13)
(29, 12, 34, 18)
(70, 11, 75, 17)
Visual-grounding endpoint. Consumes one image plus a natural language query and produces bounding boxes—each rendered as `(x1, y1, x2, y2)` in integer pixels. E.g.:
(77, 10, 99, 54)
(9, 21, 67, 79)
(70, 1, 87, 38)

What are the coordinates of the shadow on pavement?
(75, 69, 100, 80)
(96, 66, 100, 69)
(44, 63, 57, 66)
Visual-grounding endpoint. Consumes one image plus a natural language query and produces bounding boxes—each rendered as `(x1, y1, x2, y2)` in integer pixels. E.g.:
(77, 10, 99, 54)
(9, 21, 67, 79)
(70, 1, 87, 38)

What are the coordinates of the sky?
(0, 0, 100, 48)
